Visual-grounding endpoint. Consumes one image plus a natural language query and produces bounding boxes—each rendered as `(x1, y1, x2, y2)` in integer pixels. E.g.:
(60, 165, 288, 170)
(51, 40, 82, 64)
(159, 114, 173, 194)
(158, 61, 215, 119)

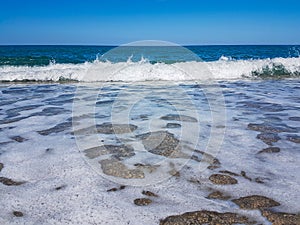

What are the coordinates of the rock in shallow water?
(84, 144, 135, 159)
(142, 190, 158, 197)
(134, 163, 159, 173)
(257, 147, 280, 154)
(261, 209, 300, 225)
(134, 198, 152, 206)
(96, 123, 138, 134)
(0, 177, 26, 186)
(209, 174, 238, 185)
(73, 123, 138, 135)
(137, 131, 181, 157)
(248, 123, 297, 133)
(232, 195, 280, 209)
(160, 210, 252, 225)
(99, 159, 144, 179)
(13, 211, 24, 217)
(207, 191, 231, 200)
(192, 150, 221, 167)
(256, 132, 280, 145)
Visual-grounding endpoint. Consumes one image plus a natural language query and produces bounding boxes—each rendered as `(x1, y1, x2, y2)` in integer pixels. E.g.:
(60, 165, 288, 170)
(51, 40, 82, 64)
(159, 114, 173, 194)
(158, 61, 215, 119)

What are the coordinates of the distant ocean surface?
(0, 45, 300, 81)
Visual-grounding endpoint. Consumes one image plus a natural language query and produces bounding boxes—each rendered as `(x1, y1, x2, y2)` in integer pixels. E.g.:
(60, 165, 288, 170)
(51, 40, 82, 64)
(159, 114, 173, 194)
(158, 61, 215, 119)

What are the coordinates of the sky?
(0, 0, 300, 45)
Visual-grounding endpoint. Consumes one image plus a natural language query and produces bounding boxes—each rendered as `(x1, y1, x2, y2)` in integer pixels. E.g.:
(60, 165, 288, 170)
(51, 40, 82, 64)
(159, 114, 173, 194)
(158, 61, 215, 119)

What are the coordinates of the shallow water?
(0, 80, 299, 224)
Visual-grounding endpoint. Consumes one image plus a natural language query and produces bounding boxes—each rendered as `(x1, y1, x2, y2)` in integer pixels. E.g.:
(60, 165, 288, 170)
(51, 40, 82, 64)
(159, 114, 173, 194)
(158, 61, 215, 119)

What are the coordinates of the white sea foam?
(0, 57, 300, 82)
(0, 81, 299, 224)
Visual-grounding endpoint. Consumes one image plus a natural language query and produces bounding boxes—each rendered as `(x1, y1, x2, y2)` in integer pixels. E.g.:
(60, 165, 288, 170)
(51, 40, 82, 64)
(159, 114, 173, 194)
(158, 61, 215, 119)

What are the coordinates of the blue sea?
(1, 45, 300, 65)
(0, 45, 299, 224)
(0, 45, 300, 81)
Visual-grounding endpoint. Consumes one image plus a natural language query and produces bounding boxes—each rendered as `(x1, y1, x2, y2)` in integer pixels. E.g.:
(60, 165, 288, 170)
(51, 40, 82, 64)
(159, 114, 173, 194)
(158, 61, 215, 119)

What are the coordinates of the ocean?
(0, 45, 300, 81)
(0, 45, 299, 224)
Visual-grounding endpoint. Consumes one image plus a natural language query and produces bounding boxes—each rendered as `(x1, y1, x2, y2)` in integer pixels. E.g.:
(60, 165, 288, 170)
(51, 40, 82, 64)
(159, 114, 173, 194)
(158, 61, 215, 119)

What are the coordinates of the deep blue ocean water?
(0, 45, 299, 66)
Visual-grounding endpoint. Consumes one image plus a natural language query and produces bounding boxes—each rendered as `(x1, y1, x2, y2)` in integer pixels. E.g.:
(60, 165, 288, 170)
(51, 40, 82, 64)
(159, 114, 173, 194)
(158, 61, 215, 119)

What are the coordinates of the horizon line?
(0, 43, 300, 47)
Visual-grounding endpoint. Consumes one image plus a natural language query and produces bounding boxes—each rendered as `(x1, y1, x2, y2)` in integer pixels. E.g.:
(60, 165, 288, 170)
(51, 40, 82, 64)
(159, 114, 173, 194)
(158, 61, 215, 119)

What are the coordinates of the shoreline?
(0, 80, 299, 224)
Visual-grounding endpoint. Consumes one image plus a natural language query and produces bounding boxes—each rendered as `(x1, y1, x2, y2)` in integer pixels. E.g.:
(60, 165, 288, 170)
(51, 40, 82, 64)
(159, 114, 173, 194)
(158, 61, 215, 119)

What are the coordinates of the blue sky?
(1, 0, 300, 45)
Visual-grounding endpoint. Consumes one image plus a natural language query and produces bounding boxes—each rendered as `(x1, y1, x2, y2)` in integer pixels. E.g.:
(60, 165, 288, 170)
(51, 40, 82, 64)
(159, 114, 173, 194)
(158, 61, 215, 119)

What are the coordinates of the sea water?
(0, 45, 299, 224)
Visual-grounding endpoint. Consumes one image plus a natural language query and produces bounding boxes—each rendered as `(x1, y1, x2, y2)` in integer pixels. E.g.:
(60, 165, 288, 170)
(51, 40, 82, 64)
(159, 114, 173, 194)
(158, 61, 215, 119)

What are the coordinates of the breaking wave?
(0, 57, 299, 82)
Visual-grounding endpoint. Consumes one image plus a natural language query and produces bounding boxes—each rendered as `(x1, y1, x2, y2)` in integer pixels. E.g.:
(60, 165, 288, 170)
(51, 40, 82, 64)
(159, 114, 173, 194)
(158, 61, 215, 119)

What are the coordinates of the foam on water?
(0, 57, 300, 82)
(0, 80, 299, 224)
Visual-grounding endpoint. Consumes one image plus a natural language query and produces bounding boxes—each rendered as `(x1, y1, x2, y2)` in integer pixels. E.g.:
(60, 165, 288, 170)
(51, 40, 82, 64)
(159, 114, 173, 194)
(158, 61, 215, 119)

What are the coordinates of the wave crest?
(0, 57, 299, 82)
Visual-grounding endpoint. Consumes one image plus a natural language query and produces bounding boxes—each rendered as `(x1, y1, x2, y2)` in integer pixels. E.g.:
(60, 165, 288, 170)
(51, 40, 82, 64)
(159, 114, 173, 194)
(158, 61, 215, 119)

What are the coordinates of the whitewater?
(0, 56, 300, 82)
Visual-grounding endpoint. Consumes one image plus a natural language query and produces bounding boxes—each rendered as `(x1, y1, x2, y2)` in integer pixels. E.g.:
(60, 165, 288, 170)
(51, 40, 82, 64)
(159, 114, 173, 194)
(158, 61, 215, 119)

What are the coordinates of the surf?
(0, 56, 300, 82)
